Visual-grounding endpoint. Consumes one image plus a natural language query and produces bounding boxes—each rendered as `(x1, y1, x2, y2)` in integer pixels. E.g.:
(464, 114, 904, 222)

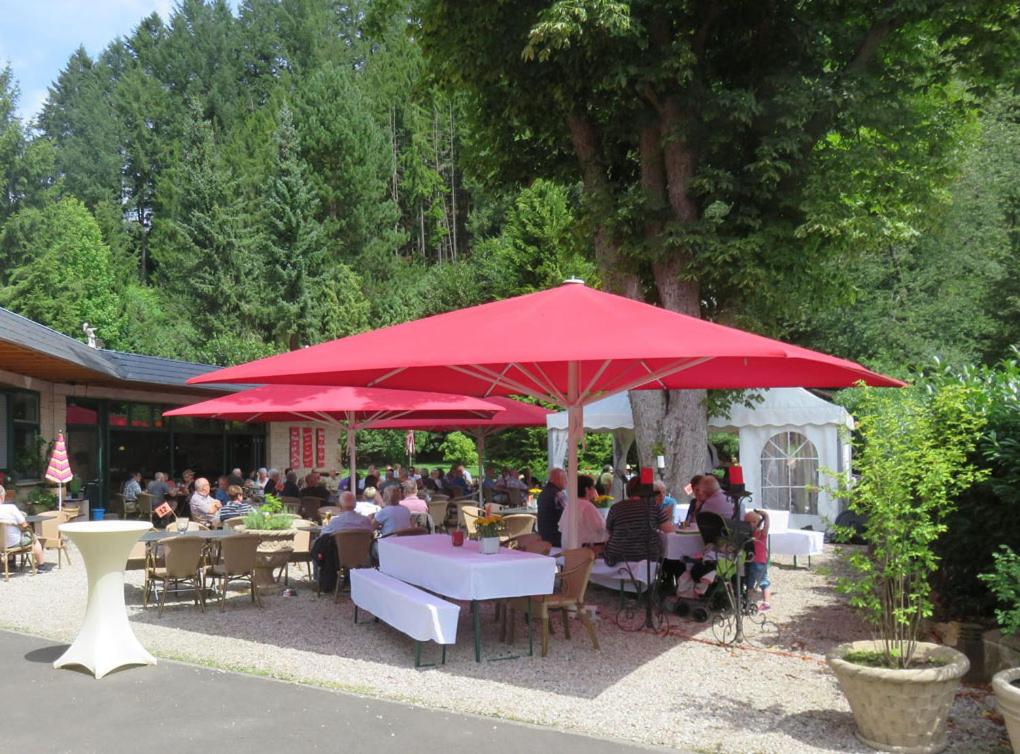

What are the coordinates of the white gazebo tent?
(547, 388, 853, 530)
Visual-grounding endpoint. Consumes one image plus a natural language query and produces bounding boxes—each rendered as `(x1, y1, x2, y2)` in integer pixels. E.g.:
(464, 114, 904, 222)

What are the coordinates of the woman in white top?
(558, 474, 608, 549)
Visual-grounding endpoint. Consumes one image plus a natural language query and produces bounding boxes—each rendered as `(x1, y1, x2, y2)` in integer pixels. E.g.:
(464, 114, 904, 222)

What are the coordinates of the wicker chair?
(393, 527, 427, 537)
(149, 536, 207, 617)
(333, 530, 373, 602)
(427, 500, 450, 532)
(461, 505, 481, 537)
(207, 534, 262, 610)
(507, 487, 527, 508)
(135, 492, 155, 522)
(36, 512, 71, 568)
(279, 496, 302, 515)
(0, 523, 37, 581)
(299, 496, 324, 520)
(501, 514, 536, 541)
(503, 548, 599, 656)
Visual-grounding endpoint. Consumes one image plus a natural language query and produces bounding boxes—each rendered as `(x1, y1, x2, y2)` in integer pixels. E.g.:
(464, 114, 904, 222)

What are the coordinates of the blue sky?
(0, 1, 197, 123)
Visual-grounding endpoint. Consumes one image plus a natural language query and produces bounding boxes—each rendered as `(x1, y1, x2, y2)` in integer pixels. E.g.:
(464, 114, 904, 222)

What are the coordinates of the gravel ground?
(0, 546, 1009, 754)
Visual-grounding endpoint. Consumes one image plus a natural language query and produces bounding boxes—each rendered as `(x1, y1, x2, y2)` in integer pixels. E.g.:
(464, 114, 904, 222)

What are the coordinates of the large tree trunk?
(629, 389, 708, 498)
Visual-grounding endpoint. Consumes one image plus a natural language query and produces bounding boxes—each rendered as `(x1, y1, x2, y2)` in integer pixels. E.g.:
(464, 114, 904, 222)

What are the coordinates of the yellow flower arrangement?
(476, 514, 504, 538)
(594, 494, 614, 509)
(528, 488, 542, 495)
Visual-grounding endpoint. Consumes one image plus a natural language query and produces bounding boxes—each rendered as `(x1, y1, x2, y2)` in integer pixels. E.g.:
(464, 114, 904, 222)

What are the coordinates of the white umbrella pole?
(347, 425, 357, 497)
(58, 484, 63, 511)
(476, 432, 486, 505)
(565, 362, 581, 550)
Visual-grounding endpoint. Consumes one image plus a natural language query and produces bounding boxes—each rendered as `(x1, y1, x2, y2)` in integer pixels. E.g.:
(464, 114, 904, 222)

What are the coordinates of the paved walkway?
(2, 630, 664, 754)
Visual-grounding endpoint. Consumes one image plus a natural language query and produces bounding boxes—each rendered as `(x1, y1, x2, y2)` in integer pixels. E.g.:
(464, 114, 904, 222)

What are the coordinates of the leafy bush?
(439, 432, 478, 466)
(242, 493, 292, 530)
(27, 486, 58, 510)
(832, 384, 986, 668)
(926, 358, 1020, 621)
(979, 546, 1020, 636)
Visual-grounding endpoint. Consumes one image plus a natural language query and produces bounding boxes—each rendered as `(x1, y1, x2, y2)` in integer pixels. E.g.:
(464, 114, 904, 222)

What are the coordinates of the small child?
(744, 509, 772, 611)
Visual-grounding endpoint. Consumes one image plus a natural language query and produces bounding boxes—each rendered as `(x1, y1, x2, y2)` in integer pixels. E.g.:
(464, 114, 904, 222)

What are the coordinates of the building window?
(760, 431, 819, 515)
(10, 391, 41, 480)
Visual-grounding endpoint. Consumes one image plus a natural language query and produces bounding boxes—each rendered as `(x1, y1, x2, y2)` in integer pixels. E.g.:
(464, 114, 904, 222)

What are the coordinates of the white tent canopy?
(547, 388, 853, 529)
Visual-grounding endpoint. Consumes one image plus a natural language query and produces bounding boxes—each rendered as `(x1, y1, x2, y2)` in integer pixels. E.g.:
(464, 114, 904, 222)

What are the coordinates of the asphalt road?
(1, 629, 665, 754)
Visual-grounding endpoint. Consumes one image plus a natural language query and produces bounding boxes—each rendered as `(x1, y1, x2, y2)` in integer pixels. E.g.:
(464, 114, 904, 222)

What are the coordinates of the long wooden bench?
(350, 569, 459, 667)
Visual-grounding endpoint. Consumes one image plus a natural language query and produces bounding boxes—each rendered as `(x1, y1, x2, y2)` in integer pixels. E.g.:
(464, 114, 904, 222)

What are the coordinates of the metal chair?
(207, 534, 262, 610)
(36, 512, 71, 568)
(285, 522, 315, 584)
(149, 536, 207, 617)
(0, 523, 37, 581)
(333, 530, 373, 602)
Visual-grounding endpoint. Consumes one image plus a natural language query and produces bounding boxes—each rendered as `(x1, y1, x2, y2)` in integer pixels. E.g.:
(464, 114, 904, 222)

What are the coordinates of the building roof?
(0, 306, 230, 393)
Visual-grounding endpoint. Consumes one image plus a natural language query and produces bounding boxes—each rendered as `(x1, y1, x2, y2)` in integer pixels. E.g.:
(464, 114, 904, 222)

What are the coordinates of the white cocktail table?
(54, 521, 156, 678)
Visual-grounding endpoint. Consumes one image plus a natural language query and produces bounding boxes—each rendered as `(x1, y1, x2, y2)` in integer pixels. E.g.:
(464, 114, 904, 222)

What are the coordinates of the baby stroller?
(673, 512, 754, 623)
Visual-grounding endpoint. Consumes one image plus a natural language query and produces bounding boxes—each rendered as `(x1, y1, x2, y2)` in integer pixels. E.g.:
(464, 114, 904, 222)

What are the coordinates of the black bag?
(311, 534, 338, 593)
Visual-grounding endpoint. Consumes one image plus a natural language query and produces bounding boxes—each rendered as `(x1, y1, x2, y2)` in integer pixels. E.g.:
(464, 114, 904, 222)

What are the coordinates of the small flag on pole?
(154, 502, 174, 518)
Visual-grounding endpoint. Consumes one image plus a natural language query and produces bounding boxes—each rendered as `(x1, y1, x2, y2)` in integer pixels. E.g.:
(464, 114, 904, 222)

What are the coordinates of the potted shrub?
(27, 486, 58, 515)
(980, 546, 1020, 753)
(239, 494, 296, 585)
(475, 514, 503, 554)
(827, 384, 986, 753)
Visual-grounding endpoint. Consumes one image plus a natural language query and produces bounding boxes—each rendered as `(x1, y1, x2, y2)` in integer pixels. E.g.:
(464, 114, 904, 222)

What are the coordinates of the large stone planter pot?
(993, 668, 1020, 754)
(827, 640, 969, 754)
(239, 528, 295, 587)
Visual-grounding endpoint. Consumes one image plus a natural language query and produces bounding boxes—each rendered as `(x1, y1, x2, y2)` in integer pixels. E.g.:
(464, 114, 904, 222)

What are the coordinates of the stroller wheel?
(692, 606, 710, 623)
(674, 600, 690, 618)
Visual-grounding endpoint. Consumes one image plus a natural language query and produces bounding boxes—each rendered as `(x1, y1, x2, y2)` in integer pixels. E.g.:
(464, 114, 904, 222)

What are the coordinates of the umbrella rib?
(367, 367, 406, 387)
(580, 359, 612, 402)
(481, 363, 515, 398)
(521, 362, 567, 404)
(639, 360, 670, 390)
(448, 364, 558, 404)
(597, 356, 714, 397)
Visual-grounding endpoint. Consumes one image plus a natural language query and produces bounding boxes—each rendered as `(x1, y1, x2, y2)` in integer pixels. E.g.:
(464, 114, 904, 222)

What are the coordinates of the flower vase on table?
(475, 514, 504, 554)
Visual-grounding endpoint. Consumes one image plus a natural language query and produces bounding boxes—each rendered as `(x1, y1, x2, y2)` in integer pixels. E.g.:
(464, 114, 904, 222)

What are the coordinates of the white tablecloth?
(589, 560, 659, 593)
(661, 529, 704, 560)
(769, 530, 825, 557)
(378, 534, 556, 601)
(351, 569, 459, 644)
(355, 502, 380, 517)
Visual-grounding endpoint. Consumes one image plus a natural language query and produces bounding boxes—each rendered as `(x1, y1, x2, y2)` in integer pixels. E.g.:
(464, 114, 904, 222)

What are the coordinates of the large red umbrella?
(189, 281, 901, 546)
(371, 397, 553, 503)
(163, 385, 503, 488)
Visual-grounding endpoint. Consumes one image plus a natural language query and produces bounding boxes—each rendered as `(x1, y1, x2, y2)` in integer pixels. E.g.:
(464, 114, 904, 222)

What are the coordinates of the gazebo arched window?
(760, 431, 819, 514)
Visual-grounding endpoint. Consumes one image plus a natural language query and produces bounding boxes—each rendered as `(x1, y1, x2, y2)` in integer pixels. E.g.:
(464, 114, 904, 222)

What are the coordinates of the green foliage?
(0, 198, 123, 343)
(242, 492, 292, 530)
(438, 432, 478, 467)
(26, 486, 58, 511)
(832, 384, 986, 668)
(980, 546, 1020, 637)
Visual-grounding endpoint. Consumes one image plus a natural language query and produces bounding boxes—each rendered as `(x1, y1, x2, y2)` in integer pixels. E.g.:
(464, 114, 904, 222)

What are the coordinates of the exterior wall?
(266, 421, 343, 478)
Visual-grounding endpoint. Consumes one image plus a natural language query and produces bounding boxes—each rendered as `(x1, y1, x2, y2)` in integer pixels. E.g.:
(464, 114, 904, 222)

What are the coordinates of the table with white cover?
(762, 509, 825, 565)
(378, 534, 557, 661)
(661, 528, 705, 560)
(54, 521, 156, 678)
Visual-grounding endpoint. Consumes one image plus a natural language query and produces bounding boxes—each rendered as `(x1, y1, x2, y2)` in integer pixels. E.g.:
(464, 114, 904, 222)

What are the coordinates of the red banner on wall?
(289, 427, 301, 469)
(302, 427, 313, 468)
(315, 428, 326, 468)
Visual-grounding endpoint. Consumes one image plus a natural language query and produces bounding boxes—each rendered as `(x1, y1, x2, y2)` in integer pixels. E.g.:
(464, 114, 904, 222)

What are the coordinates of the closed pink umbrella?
(45, 431, 73, 511)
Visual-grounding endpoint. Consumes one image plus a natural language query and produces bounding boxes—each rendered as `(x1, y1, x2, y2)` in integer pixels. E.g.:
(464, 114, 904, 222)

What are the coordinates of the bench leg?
(527, 601, 533, 657)
(354, 605, 358, 623)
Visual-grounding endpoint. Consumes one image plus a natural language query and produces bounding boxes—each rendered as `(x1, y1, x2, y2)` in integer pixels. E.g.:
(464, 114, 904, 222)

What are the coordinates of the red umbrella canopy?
(189, 281, 902, 399)
(163, 385, 504, 426)
(368, 397, 552, 432)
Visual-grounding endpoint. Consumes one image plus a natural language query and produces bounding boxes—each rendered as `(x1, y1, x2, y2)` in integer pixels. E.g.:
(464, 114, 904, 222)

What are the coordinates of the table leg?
(472, 600, 481, 663)
(527, 601, 533, 657)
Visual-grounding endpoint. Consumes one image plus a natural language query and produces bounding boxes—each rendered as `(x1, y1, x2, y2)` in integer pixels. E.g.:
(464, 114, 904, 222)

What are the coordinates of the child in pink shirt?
(744, 509, 772, 611)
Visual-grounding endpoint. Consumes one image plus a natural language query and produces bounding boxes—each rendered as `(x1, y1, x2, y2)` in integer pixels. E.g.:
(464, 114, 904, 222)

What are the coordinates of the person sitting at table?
(302, 472, 329, 501)
(181, 469, 196, 495)
(217, 485, 254, 523)
(682, 474, 705, 527)
(122, 471, 142, 503)
(537, 468, 567, 548)
(603, 476, 674, 566)
(652, 480, 678, 522)
(698, 474, 734, 519)
(0, 484, 43, 567)
(213, 475, 231, 505)
(189, 477, 221, 527)
(497, 467, 527, 493)
(281, 471, 301, 499)
(520, 468, 538, 489)
(263, 468, 280, 496)
(357, 465, 377, 492)
(481, 466, 500, 500)
(445, 465, 469, 497)
(372, 486, 412, 537)
(398, 480, 427, 516)
(226, 467, 244, 487)
(558, 475, 608, 549)
(424, 468, 446, 493)
(321, 492, 372, 535)
(255, 468, 269, 492)
(378, 468, 399, 494)
(146, 471, 171, 501)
